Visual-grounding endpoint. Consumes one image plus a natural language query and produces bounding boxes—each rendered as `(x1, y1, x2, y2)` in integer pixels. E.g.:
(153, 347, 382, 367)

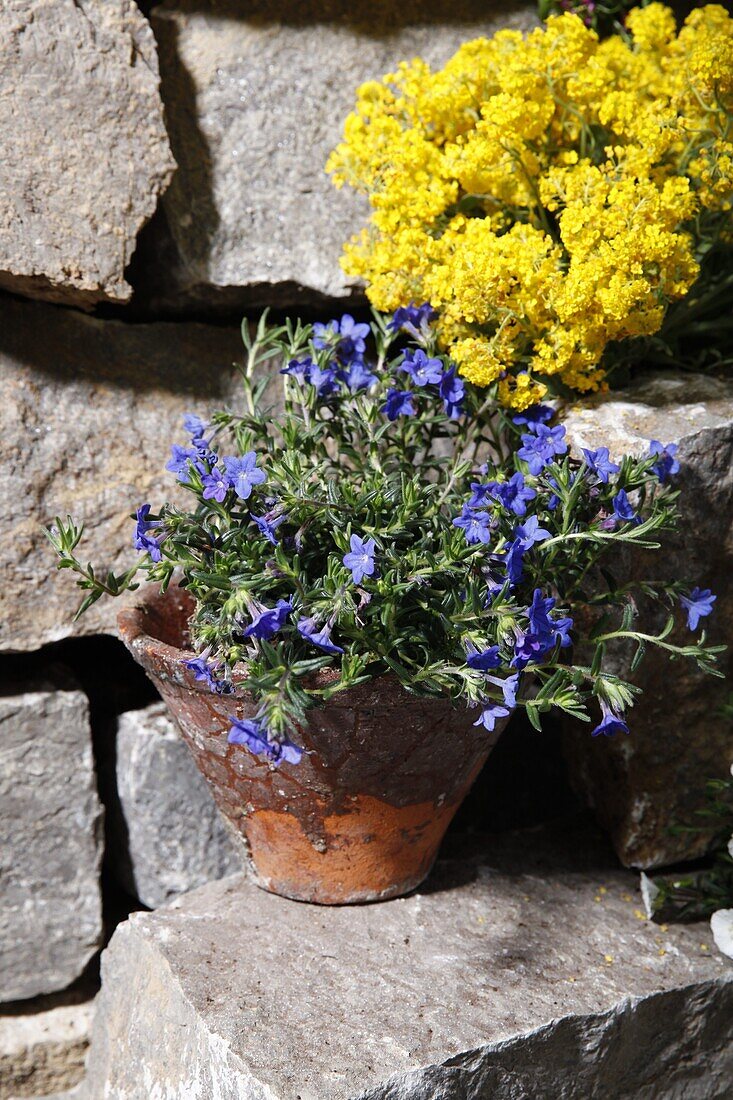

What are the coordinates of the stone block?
(561, 372, 733, 868)
(112, 703, 240, 909)
(0, 295, 248, 652)
(142, 1, 537, 313)
(0, 0, 174, 308)
(0, 676, 103, 1003)
(0, 987, 94, 1099)
(81, 819, 733, 1098)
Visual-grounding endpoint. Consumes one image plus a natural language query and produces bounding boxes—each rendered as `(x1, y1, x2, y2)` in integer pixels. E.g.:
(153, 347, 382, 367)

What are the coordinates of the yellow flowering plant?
(327, 5, 733, 409)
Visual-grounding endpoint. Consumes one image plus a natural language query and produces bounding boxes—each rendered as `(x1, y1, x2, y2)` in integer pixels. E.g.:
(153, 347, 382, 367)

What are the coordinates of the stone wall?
(1, 4, 547, 1093)
(0, 1, 729, 1095)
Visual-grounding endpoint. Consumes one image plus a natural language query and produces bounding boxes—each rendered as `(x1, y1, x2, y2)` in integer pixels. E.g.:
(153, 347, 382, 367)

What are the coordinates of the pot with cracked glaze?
(118, 585, 510, 904)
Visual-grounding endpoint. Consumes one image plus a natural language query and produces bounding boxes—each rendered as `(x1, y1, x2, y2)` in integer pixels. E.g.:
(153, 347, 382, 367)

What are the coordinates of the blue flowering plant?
(48, 308, 722, 767)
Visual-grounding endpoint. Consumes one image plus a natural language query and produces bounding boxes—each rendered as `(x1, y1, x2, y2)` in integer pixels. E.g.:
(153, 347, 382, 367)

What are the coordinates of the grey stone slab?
(0, 294, 250, 652)
(112, 703, 240, 909)
(0, 676, 103, 1003)
(0, 0, 174, 308)
(0, 987, 94, 1099)
(561, 372, 733, 869)
(82, 820, 733, 1099)
(142, 1, 537, 313)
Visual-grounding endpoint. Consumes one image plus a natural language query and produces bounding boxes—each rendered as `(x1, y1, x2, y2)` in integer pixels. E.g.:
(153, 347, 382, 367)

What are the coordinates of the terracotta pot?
(118, 585, 509, 904)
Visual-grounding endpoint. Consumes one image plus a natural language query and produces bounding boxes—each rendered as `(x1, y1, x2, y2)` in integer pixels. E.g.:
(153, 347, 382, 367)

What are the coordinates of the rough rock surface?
(0, 295, 250, 652)
(561, 372, 733, 869)
(0, 988, 94, 1099)
(0, 676, 103, 1003)
(112, 704, 240, 909)
(82, 820, 732, 1099)
(0, 1, 174, 308)
(143, 1, 537, 313)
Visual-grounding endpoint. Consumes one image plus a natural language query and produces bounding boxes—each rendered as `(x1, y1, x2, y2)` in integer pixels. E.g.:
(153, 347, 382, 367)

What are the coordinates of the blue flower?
(313, 314, 370, 363)
(228, 716, 269, 753)
(453, 505, 492, 545)
(267, 737, 304, 766)
(166, 444, 199, 483)
(510, 631, 546, 669)
(242, 599, 293, 640)
(552, 614, 574, 649)
(343, 359, 378, 392)
(183, 651, 233, 695)
(399, 349, 444, 386)
(492, 472, 537, 517)
(514, 515, 552, 548)
(201, 467, 230, 503)
(184, 654, 213, 686)
(512, 405, 554, 429)
(343, 534, 377, 585)
(438, 366, 465, 419)
(516, 589, 574, 665)
(466, 643, 502, 671)
(183, 414, 209, 447)
(511, 627, 568, 669)
(336, 314, 371, 352)
(504, 537, 527, 585)
(591, 702, 629, 738)
(297, 616, 344, 655)
(312, 321, 338, 348)
(484, 672, 520, 709)
(133, 504, 162, 562)
(527, 588, 556, 635)
(680, 587, 716, 631)
(611, 489, 640, 525)
(501, 519, 552, 585)
(383, 388, 417, 421)
(309, 365, 340, 397)
(517, 424, 568, 474)
(582, 447, 620, 484)
(227, 716, 303, 766)
(388, 302, 435, 340)
(649, 440, 680, 483)
(468, 481, 497, 508)
(280, 357, 313, 381)
(473, 702, 510, 731)
(223, 452, 267, 501)
(251, 512, 285, 545)
(483, 568, 506, 601)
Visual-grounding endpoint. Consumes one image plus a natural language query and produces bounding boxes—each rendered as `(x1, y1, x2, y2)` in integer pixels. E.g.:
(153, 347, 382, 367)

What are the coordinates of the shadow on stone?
(0, 291, 240, 397)
(148, 0, 533, 31)
(450, 708, 583, 835)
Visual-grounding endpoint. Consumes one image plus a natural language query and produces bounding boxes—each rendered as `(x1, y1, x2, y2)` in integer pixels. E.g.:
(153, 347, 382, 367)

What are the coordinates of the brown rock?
(561, 372, 733, 869)
(0, 295, 248, 652)
(0, 0, 174, 308)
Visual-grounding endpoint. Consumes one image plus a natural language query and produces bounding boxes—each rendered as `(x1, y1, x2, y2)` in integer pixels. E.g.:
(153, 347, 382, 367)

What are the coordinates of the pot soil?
(118, 585, 509, 904)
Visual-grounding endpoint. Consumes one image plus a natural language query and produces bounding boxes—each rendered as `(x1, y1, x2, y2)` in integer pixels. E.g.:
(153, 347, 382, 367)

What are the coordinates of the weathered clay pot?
(118, 586, 509, 904)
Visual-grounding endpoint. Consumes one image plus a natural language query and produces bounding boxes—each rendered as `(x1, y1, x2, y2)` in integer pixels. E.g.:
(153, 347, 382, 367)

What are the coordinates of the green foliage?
(47, 311, 722, 751)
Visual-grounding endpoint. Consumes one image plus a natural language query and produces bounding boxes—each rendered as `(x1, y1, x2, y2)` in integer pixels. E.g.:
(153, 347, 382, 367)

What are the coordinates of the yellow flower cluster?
(327, 5, 733, 408)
